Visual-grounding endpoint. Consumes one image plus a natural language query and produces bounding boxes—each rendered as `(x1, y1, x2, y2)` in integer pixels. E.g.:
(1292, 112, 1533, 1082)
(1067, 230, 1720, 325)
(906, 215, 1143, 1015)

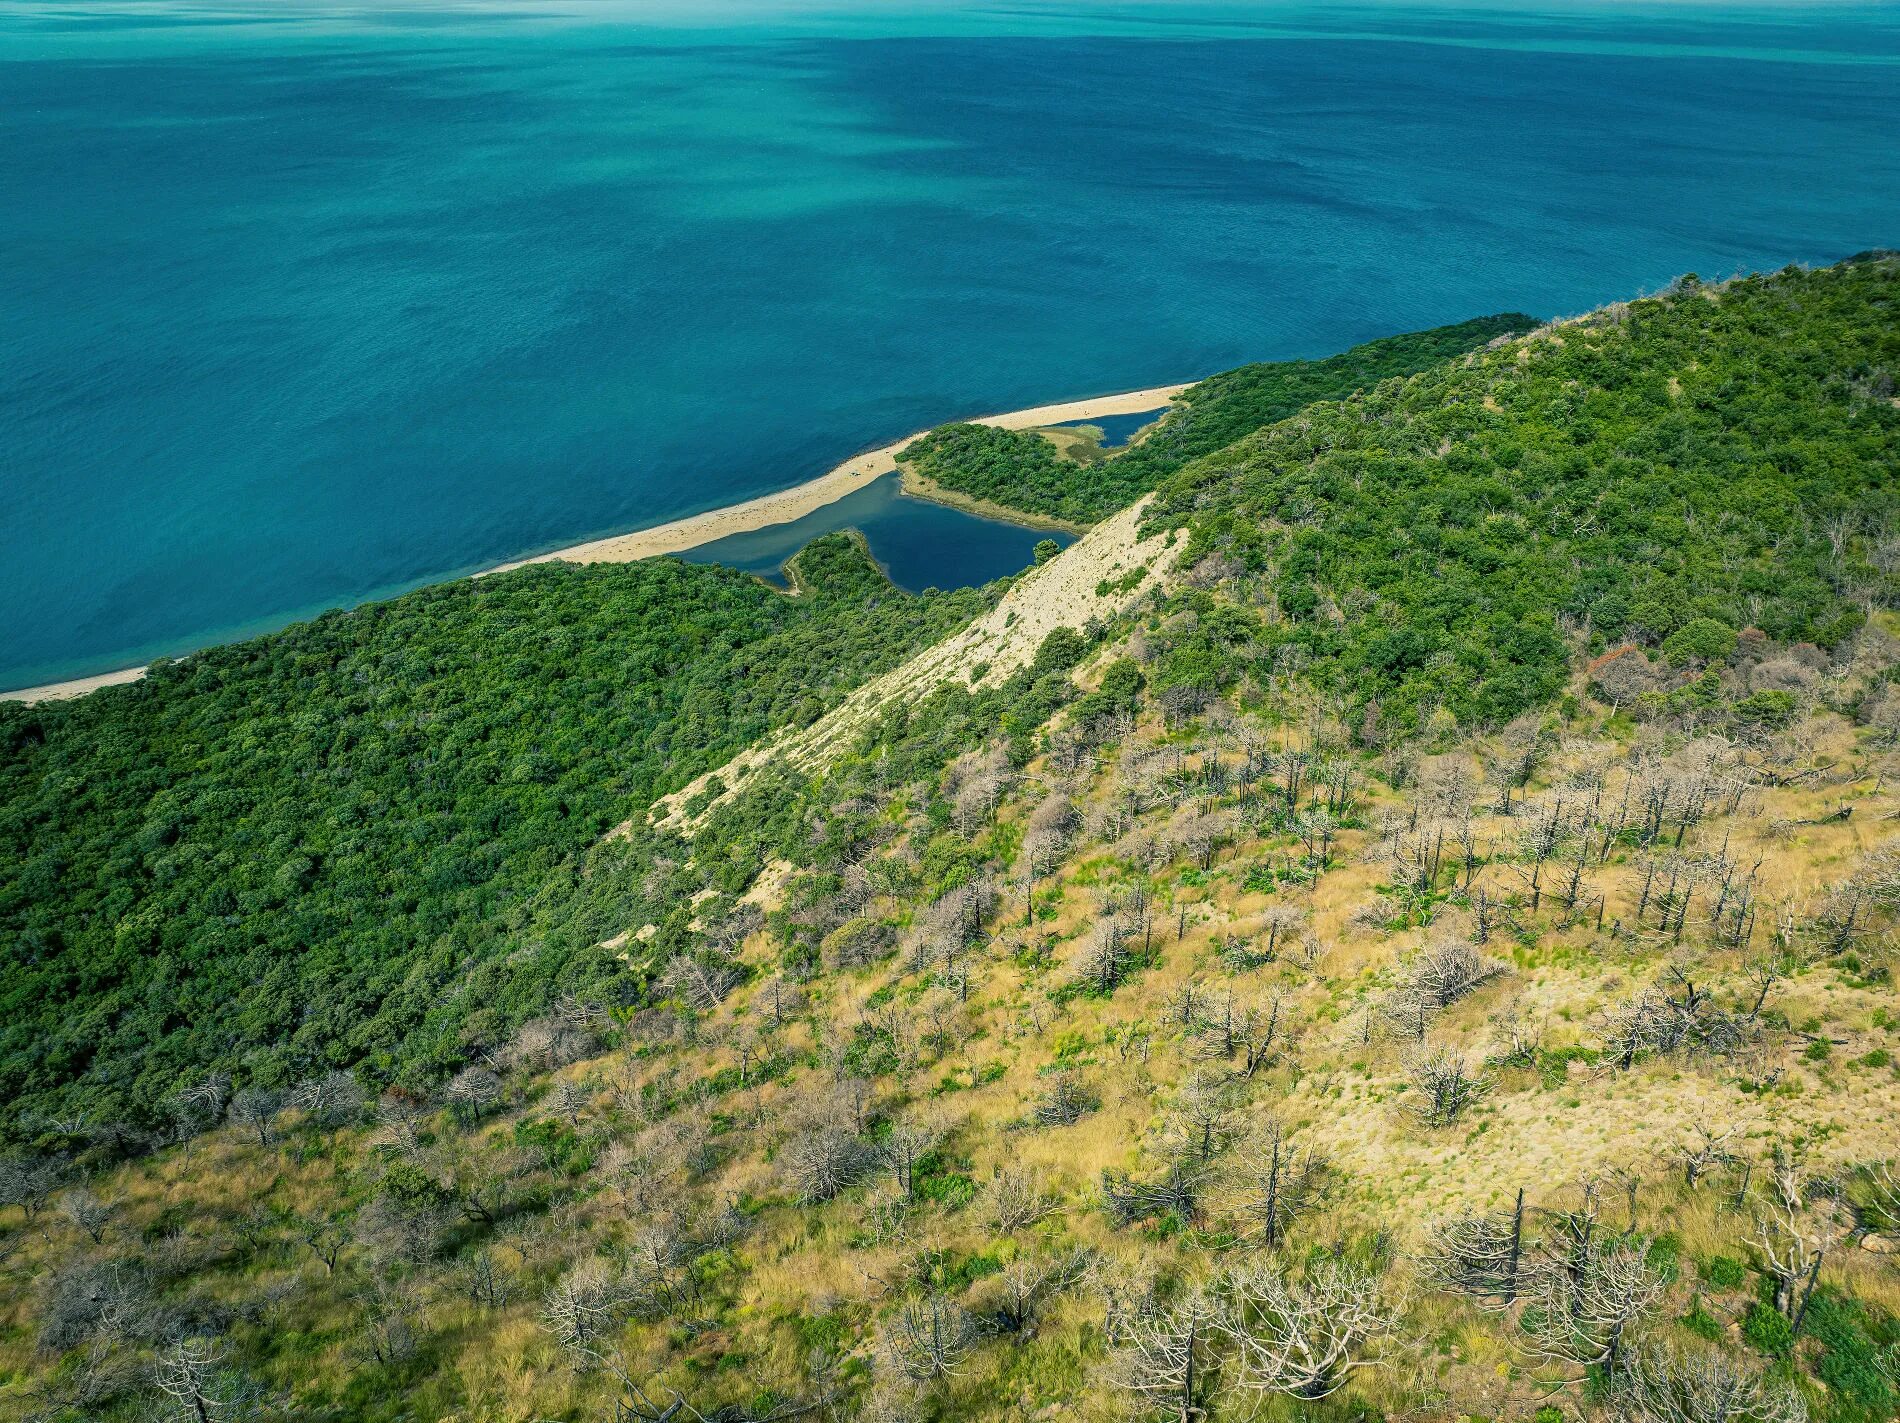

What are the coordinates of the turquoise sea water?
(3, 1, 1898, 690)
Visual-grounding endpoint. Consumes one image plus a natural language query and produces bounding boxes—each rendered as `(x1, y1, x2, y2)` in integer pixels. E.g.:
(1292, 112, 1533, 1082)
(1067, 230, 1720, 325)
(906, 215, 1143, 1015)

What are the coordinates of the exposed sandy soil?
(652, 495, 1183, 830)
(0, 664, 148, 705)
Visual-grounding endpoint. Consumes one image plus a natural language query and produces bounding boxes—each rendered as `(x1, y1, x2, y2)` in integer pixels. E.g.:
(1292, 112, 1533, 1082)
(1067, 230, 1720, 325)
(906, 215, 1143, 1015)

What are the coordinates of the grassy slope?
(6, 665, 1897, 1423)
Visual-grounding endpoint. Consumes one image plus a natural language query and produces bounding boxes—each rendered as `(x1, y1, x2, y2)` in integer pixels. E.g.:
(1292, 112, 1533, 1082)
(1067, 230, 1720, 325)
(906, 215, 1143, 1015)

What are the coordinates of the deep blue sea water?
(4, 1, 1899, 690)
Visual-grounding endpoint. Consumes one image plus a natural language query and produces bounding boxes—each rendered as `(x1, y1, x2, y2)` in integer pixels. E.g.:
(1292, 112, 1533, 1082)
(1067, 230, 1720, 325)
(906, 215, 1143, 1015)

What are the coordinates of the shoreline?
(2, 381, 1190, 706)
(478, 381, 1187, 573)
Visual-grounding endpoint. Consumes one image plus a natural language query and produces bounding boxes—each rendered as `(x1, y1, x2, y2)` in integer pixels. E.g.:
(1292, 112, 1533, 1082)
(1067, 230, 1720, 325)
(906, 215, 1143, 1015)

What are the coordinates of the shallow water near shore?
(4, 0, 1899, 689)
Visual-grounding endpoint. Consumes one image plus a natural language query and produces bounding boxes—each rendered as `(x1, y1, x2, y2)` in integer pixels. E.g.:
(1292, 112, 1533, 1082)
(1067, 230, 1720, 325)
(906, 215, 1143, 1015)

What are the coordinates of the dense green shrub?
(0, 536, 986, 1140)
(1152, 257, 1900, 731)
(898, 313, 1535, 523)
(1663, 617, 1740, 665)
(1804, 1289, 1900, 1423)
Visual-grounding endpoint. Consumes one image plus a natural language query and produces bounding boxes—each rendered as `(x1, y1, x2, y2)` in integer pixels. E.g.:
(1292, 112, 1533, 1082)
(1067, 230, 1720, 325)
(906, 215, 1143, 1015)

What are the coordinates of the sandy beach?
(3, 381, 1190, 705)
(2, 664, 150, 705)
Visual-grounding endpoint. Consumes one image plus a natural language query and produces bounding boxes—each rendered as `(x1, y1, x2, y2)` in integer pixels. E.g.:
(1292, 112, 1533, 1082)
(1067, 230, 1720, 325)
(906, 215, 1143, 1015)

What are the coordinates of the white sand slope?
(652, 495, 1182, 832)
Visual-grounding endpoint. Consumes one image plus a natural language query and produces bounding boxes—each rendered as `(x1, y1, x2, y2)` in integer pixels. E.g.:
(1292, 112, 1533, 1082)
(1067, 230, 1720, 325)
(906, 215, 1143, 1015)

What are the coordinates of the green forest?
(1153, 259, 1899, 731)
(896, 312, 1535, 523)
(0, 537, 987, 1138)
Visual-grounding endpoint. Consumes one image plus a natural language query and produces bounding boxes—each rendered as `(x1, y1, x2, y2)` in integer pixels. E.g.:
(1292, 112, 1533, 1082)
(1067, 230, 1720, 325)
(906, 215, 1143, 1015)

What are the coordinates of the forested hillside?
(896, 312, 1535, 523)
(1152, 259, 1898, 730)
(0, 536, 989, 1135)
(3, 257, 1899, 1423)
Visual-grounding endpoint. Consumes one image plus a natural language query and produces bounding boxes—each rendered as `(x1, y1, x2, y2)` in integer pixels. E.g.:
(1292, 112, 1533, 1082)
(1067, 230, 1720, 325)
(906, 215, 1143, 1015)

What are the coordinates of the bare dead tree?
(1406, 1048, 1487, 1128)
(782, 1121, 868, 1206)
(1526, 1233, 1664, 1385)
(1491, 998, 1545, 1069)
(1233, 1117, 1329, 1250)
(1676, 1121, 1741, 1190)
(1019, 829, 1065, 927)
(445, 1066, 502, 1126)
(541, 1260, 701, 1422)
(989, 1165, 1059, 1233)
(1257, 905, 1306, 962)
(375, 1094, 429, 1156)
(352, 1275, 420, 1367)
(1167, 1071, 1243, 1164)
(151, 1336, 229, 1423)
(656, 954, 741, 1014)
(882, 1292, 975, 1381)
(1218, 1258, 1398, 1400)
(289, 1070, 365, 1130)
(1751, 1148, 1838, 1330)
(57, 1187, 113, 1245)
(227, 1087, 282, 1147)
(1421, 1189, 1527, 1306)
(1612, 1342, 1808, 1423)
(1196, 990, 1289, 1079)
(1073, 915, 1136, 995)
(1110, 1286, 1220, 1423)
(986, 1249, 1092, 1334)
(463, 1249, 511, 1308)
(1407, 938, 1506, 1010)
(877, 1116, 945, 1203)
(1033, 1072, 1099, 1128)
(1103, 1156, 1209, 1228)
(163, 1072, 232, 1149)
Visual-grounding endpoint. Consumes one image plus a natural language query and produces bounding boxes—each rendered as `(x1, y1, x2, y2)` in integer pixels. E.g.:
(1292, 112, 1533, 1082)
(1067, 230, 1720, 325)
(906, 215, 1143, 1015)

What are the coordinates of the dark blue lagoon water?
(678, 474, 1074, 591)
(1048, 408, 1173, 450)
(4, 1, 1899, 688)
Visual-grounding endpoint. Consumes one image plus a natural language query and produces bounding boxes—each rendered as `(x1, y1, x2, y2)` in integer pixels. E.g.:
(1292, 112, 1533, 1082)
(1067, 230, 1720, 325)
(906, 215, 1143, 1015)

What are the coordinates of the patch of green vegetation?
(1153, 259, 1900, 730)
(0, 535, 989, 1141)
(912, 1157, 978, 1210)
(1536, 1044, 1600, 1090)
(1743, 1301, 1795, 1358)
(897, 314, 1535, 524)
(1803, 1290, 1900, 1423)
(1682, 1300, 1724, 1342)
(513, 1117, 595, 1177)
(1646, 1232, 1683, 1283)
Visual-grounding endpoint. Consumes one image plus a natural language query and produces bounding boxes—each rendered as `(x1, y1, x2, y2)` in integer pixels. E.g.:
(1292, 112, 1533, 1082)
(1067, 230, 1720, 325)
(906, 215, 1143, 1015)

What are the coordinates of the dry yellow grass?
(7, 693, 1898, 1423)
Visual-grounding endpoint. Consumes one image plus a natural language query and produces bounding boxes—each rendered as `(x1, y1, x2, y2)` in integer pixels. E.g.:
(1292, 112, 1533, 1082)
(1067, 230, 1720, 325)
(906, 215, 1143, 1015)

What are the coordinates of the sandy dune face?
(653, 495, 1181, 831)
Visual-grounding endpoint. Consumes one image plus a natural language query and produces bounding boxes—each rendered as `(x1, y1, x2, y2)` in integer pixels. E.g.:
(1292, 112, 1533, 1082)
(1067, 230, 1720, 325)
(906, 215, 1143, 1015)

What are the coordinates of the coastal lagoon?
(4, 0, 1899, 689)
(677, 474, 1074, 592)
(1047, 409, 1173, 451)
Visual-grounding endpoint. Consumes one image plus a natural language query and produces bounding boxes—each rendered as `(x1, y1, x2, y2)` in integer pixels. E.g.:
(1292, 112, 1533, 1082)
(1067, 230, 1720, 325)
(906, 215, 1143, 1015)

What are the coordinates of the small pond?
(677, 473, 1075, 593)
(1044, 406, 1170, 450)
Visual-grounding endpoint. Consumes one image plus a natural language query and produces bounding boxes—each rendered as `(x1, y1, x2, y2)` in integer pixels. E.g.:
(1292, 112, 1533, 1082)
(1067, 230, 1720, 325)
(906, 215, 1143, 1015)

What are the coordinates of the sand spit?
(2, 382, 1189, 705)
(481, 381, 1188, 574)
